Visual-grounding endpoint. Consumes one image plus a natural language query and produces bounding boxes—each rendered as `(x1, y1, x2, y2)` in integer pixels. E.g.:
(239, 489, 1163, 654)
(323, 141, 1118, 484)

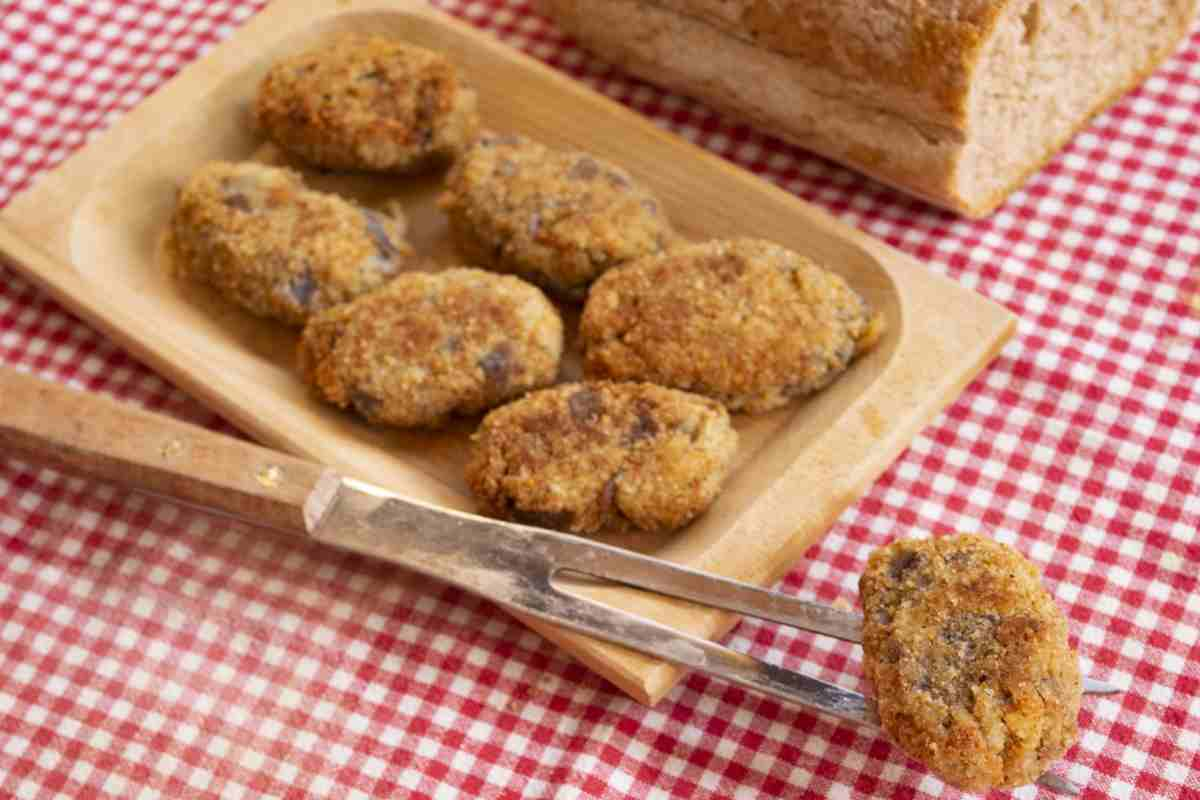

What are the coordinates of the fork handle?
(0, 365, 329, 536)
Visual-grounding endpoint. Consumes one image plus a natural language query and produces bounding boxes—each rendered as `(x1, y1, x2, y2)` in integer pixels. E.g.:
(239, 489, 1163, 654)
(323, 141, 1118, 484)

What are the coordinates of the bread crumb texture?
(673, 0, 1002, 114)
(581, 238, 884, 413)
(534, 0, 1199, 215)
(859, 534, 1081, 791)
(466, 381, 737, 536)
(438, 132, 677, 299)
(298, 268, 563, 428)
(168, 160, 415, 326)
(255, 34, 480, 173)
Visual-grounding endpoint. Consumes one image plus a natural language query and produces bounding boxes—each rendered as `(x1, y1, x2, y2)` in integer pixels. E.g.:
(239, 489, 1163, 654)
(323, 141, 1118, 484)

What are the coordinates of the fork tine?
(500, 573, 878, 726)
(544, 534, 863, 641)
(1082, 676, 1120, 694)
(1037, 773, 1081, 795)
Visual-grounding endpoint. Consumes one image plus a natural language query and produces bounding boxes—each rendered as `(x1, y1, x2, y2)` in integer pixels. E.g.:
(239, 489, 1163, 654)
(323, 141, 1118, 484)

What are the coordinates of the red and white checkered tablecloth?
(2, 1, 1198, 797)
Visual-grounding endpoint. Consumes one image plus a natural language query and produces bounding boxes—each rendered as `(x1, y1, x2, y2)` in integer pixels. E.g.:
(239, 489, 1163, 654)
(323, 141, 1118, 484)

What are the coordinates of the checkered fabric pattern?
(1, 1, 1198, 797)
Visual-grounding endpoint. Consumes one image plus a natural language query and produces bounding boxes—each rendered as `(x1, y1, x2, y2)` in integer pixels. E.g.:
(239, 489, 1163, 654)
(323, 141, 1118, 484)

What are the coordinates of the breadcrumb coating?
(466, 381, 737, 536)
(581, 238, 884, 413)
(298, 268, 563, 428)
(860, 535, 1082, 791)
(438, 133, 678, 299)
(255, 34, 480, 173)
(168, 160, 415, 326)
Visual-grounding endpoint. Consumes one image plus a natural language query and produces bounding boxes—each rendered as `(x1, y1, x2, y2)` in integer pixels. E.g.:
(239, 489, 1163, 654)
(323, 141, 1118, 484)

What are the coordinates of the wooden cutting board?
(0, 0, 1015, 705)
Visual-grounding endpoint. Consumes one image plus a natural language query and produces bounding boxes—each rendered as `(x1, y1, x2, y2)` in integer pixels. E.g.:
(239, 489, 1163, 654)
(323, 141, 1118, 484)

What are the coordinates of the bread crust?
(536, 0, 1199, 216)
(637, 0, 1005, 126)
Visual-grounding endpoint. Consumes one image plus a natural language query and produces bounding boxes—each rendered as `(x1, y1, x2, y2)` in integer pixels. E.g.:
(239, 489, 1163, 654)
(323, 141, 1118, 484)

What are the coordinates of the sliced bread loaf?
(535, 0, 1198, 216)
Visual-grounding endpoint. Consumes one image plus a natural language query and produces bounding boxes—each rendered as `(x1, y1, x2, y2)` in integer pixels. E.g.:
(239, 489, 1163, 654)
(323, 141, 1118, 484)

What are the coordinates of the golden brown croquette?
(255, 35, 480, 173)
(859, 535, 1082, 792)
(298, 268, 563, 428)
(438, 133, 678, 300)
(581, 238, 884, 413)
(168, 160, 416, 326)
(466, 381, 737, 536)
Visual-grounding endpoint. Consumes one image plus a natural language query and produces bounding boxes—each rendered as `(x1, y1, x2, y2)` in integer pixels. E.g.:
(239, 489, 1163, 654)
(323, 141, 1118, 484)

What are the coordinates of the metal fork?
(322, 478, 1113, 796)
(0, 366, 1116, 794)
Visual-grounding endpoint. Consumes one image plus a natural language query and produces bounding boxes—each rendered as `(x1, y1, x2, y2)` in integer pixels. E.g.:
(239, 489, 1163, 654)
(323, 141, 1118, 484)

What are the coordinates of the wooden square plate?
(0, 0, 1015, 705)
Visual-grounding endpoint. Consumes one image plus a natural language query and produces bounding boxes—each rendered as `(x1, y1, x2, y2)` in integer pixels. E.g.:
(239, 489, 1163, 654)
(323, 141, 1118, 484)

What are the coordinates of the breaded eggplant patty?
(466, 381, 737, 536)
(860, 535, 1082, 792)
(168, 160, 415, 326)
(581, 238, 885, 413)
(438, 133, 677, 299)
(255, 35, 480, 173)
(298, 268, 563, 428)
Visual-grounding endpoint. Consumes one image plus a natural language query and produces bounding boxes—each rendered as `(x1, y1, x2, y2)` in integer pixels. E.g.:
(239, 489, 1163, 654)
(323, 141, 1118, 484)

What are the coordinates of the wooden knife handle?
(0, 365, 331, 536)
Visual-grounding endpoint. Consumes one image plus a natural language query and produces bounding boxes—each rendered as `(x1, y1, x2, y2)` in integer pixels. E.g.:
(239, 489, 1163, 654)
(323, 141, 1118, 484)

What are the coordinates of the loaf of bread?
(534, 0, 1198, 216)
